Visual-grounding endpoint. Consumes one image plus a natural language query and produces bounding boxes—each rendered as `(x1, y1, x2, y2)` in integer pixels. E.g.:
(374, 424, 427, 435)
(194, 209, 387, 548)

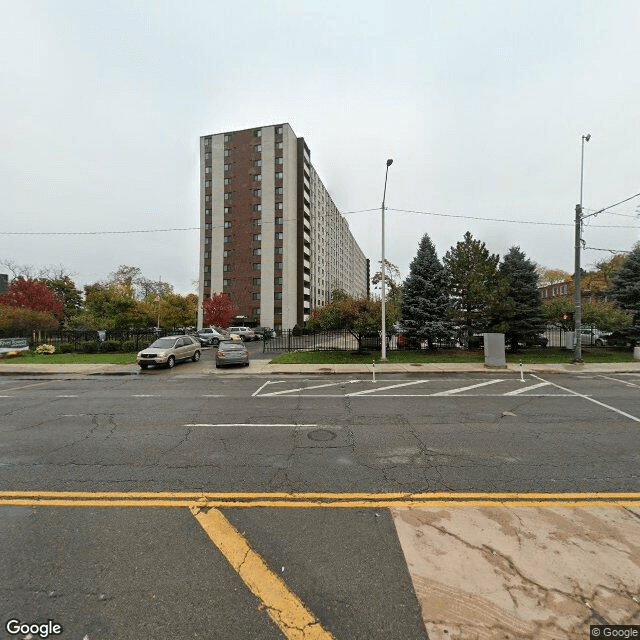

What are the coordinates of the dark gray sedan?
(215, 341, 250, 368)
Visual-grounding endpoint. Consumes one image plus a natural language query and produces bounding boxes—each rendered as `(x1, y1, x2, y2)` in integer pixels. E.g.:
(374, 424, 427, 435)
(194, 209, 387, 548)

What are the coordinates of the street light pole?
(574, 134, 590, 362)
(380, 158, 393, 362)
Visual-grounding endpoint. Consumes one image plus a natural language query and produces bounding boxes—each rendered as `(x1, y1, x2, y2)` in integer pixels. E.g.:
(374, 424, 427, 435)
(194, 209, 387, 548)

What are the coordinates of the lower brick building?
(198, 123, 369, 331)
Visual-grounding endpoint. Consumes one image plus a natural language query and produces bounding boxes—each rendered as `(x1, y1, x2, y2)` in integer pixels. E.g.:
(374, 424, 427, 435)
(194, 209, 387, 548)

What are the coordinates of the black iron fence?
(0, 327, 193, 352)
(263, 326, 624, 353)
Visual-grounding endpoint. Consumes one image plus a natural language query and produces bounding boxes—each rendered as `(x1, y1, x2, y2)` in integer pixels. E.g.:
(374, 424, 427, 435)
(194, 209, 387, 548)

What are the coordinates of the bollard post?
(519, 360, 525, 383)
(372, 361, 376, 383)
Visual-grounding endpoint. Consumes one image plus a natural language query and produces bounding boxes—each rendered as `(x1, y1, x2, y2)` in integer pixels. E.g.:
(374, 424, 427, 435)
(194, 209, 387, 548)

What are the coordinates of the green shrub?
(79, 340, 101, 353)
(56, 342, 76, 353)
(120, 339, 137, 353)
(98, 339, 121, 353)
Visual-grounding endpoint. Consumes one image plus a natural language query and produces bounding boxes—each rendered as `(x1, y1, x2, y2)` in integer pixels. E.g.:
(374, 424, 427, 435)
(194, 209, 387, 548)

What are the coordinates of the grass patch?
(270, 347, 636, 365)
(0, 351, 138, 365)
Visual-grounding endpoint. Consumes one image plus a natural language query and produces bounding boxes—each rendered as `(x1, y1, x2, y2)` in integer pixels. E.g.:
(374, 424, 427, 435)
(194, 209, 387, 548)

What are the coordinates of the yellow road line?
(1, 491, 639, 509)
(192, 506, 335, 640)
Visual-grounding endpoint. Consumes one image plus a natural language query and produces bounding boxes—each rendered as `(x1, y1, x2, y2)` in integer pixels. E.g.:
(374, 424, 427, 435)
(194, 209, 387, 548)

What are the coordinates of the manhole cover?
(307, 429, 337, 441)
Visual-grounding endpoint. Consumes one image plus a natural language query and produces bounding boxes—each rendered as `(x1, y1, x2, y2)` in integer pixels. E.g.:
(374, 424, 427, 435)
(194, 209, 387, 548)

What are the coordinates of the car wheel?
(192, 350, 201, 362)
(167, 355, 176, 369)
(139, 363, 148, 370)
(244, 361, 250, 367)
(215, 364, 221, 368)
(595, 339, 603, 347)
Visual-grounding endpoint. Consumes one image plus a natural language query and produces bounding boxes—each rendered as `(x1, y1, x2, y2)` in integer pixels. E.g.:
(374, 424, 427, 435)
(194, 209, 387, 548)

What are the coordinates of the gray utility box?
(484, 333, 506, 368)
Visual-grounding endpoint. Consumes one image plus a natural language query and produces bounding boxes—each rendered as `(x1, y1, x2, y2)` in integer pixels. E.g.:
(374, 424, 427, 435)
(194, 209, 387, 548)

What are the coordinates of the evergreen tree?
(400, 233, 453, 349)
(443, 231, 504, 346)
(610, 243, 640, 341)
(496, 246, 546, 351)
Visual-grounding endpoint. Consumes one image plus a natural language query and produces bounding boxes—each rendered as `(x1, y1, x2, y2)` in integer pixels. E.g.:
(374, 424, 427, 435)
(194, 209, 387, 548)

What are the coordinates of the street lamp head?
(583, 134, 591, 142)
(386, 158, 393, 167)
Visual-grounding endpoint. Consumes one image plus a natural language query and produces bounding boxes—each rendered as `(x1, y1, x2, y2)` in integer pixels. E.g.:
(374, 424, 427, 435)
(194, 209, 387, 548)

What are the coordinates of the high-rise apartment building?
(198, 123, 369, 331)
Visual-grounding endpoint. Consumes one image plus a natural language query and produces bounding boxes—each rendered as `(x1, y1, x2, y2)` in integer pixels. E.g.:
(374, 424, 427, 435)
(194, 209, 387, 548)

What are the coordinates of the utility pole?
(574, 134, 590, 362)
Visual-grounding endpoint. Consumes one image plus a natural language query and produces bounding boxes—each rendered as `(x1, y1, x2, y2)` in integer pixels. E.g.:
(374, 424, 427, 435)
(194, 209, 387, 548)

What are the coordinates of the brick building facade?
(198, 124, 368, 331)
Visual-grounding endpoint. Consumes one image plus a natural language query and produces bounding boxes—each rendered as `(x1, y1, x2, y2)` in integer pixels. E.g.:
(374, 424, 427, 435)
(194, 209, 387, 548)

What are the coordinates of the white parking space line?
(259, 379, 361, 397)
(532, 375, 640, 423)
(600, 375, 640, 388)
(57, 395, 79, 398)
(503, 382, 551, 395)
(430, 379, 505, 396)
(346, 380, 428, 396)
(183, 423, 319, 427)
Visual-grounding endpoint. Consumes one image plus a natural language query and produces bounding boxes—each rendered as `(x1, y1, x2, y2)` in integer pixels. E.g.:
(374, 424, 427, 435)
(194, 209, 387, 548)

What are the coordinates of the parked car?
(578, 328, 606, 346)
(519, 334, 549, 348)
(227, 326, 256, 341)
(215, 341, 250, 368)
(197, 327, 227, 346)
(137, 335, 201, 369)
(597, 331, 637, 348)
(253, 326, 275, 340)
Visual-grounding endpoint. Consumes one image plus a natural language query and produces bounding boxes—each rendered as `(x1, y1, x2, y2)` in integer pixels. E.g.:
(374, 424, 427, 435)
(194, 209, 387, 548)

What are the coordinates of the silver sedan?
(215, 341, 250, 368)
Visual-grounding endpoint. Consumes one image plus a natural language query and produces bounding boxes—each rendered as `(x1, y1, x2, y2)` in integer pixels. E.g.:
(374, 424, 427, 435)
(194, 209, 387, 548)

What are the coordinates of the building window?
(205, 208, 212, 217)
(275, 126, 283, 135)
(253, 144, 262, 152)
(204, 279, 210, 287)
(223, 264, 231, 272)
(223, 279, 231, 286)
(224, 221, 232, 228)
(275, 187, 283, 196)
(275, 232, 284, 240)
(205, 223, 212, 230)
(205, 195, 211, 203)
(253, 189, 262, 197)
(204, 138, 211, 147)
(204, 152, 211, 160)
(253, 248, 261, 255)
(253, 204, 262, 212)
(253, 234, 262, 241)
(275, 202, 283, 210)
(224, 134, 231, 142)
(252, 219, 262, 226)
(275, 172, 283, 180)
(224, 163, 231, 171)
(254, 129, 262, 138)
(223, 235, 231, 244)
(274, 277, 283, 285)
(224, 206, 231, 214)
(224, 177, 231, 185)
(275, 141, 283, 149)
(205, 166, 212, 174)
(254, 174, 262, 182)
(274, 261, 283, 270)
(275, 247, 284, 254)
(204, 265, 211, 273)
(275, 216, 283, 225)
(224, 148, 230, 156)
(204, 251, 211, 259)
(223, 250, 231, 258)
(204, 179, 212, 188)
(224, 192, 231, 200)
(274, 307, 282, 315)
(253, 278, 261, 286)
(276, 156, 283, 165)
(252, 292, 261, 300)
(274, 292, 283, 300)
(204, 237, 211, 245)
(254, 159, 262, 167)
(253, 263, 261, 271)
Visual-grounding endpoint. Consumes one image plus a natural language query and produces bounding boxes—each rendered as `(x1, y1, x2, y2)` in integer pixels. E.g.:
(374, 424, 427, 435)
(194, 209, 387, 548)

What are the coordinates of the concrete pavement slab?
(392, 506, 640, 640)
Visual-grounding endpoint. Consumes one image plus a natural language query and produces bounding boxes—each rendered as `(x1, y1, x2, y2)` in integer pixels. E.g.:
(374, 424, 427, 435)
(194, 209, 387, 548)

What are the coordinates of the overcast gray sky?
(1, 0, 639, 294)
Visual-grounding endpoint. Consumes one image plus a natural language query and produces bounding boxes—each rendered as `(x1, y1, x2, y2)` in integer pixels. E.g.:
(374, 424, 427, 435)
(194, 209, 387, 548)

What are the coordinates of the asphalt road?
(1, 355, 639, 639)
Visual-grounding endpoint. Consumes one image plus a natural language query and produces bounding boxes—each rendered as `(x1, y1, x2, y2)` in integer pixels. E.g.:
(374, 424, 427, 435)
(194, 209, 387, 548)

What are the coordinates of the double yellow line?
(1, 490, 640, 508)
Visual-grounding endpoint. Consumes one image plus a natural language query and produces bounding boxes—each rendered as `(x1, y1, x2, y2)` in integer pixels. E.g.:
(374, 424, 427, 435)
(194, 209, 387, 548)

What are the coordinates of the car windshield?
(220, 342, 244, 351)
(149, 338, 176, 349)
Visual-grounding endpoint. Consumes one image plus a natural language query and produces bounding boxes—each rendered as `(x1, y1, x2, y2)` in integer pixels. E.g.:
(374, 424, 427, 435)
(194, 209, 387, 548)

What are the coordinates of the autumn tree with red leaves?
(0, 279, 63, 319)
(202, 293, 235, 327)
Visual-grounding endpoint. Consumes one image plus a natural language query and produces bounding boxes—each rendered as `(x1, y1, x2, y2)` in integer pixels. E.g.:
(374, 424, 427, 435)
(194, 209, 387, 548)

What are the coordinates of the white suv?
(227, 326, 256, 341)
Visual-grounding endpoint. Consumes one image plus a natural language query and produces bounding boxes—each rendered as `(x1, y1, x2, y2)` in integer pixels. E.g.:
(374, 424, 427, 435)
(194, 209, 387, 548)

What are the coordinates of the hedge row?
(53, 340, 138, 354)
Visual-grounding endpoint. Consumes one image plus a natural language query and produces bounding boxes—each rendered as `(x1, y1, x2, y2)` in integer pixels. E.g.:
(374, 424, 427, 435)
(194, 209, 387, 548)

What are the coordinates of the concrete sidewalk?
(1, 360, 639, 376)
